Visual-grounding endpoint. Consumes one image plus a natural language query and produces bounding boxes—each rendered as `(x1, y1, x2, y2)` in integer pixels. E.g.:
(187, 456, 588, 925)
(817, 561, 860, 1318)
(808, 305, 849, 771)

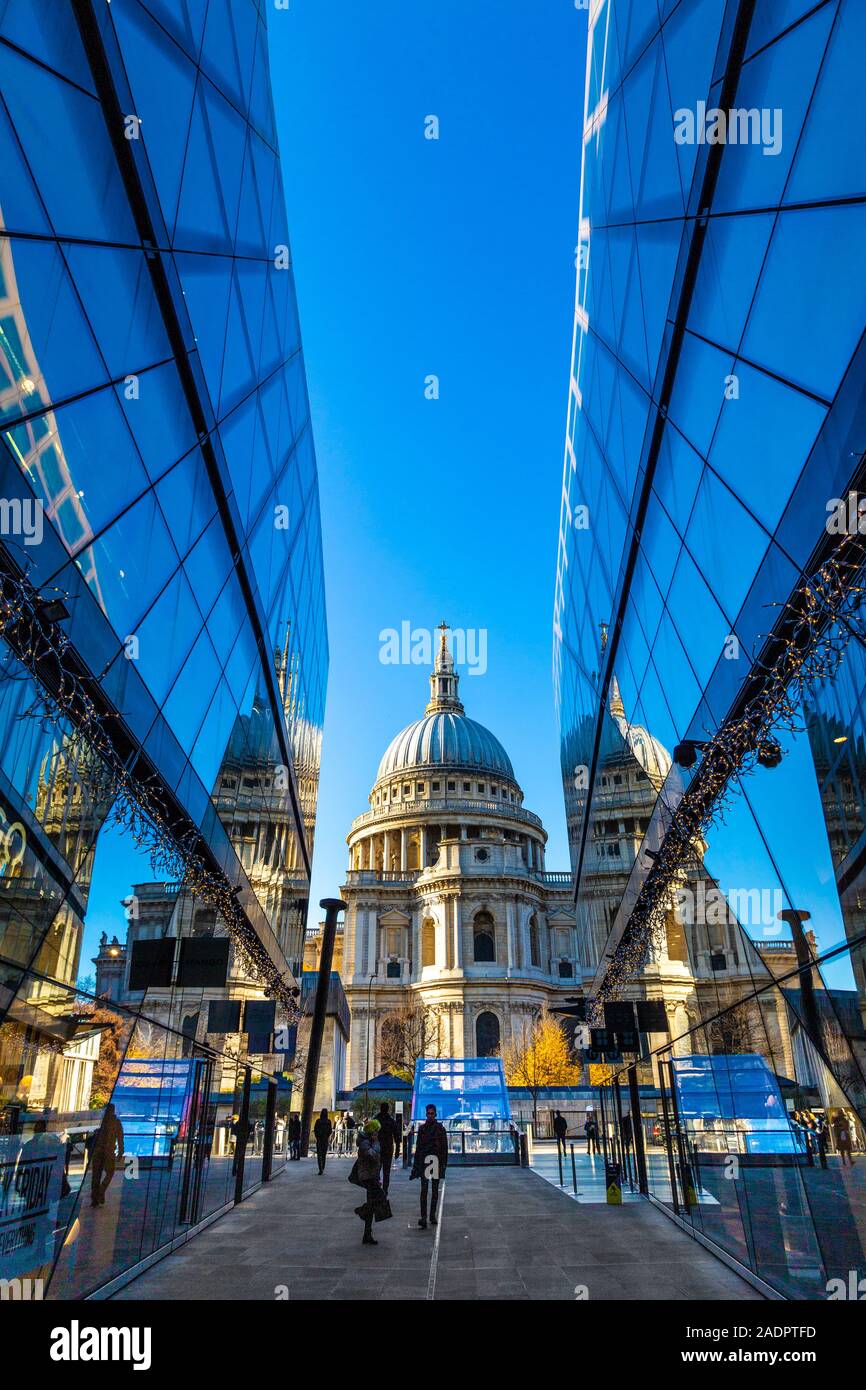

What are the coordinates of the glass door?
(656, 1055, 686, 1216)
(177, 1056, 213, 1228)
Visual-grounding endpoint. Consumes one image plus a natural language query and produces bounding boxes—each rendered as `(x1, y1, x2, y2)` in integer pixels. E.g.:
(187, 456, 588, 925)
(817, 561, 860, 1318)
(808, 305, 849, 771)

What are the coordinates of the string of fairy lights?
(0, 564, 301, 1014)
(589, 530, 866, 1024)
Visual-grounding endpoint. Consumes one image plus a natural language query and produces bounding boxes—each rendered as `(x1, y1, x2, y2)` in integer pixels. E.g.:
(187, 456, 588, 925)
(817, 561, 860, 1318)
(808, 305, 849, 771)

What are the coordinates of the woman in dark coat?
(313, 1108, 332, 1174)
(355, 1119, 383, 1246)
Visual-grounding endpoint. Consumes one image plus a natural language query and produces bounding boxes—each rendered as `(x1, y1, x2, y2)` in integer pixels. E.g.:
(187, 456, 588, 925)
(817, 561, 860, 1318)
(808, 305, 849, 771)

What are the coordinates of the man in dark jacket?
(230, 1113, 253, 1176)
(410, 1104, 448, 1228)
(376, 1101, 401, 1196)
(288, 1112, 301, 1161)
(313, 1108, 332, 1174)
(620, 1112, 633, 1152)
(584, 1111, 600, 1155)
(552, 1110, 568, 1157)
(815, 1114, 829, 1169)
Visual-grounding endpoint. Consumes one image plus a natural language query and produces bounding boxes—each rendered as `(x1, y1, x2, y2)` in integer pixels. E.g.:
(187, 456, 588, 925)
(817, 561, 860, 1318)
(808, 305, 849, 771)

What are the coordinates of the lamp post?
(299, 897, 346, 1158)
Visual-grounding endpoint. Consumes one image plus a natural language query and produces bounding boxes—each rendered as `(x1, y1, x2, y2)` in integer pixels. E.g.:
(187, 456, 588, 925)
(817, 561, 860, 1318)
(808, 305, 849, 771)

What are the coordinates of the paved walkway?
(112, 1154, 763, 1301)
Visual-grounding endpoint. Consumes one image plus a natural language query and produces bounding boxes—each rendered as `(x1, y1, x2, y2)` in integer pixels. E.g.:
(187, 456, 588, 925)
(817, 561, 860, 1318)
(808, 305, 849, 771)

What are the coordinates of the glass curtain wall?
(0, 0, 326, 1297)
(556, 0, 866, 1300)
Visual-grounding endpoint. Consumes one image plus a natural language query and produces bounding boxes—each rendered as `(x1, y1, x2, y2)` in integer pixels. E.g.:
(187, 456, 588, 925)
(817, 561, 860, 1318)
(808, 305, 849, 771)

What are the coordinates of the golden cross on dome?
(438, 620, 449, 648)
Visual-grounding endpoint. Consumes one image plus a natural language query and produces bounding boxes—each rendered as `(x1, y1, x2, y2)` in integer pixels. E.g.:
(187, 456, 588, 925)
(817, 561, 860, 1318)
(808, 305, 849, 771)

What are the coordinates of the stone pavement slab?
(112, 1155, 764, 1301)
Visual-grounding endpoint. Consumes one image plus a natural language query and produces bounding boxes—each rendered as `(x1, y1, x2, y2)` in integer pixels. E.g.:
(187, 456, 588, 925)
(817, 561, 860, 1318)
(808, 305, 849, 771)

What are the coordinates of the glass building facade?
(555, 0, 866, 1297)
(0, 1, 327, 1296)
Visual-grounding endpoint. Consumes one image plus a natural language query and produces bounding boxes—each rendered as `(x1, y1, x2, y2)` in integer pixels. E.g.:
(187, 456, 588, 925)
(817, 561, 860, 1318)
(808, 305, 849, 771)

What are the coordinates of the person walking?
(834, 1114, 855, 1166)
(815, 1114, 829, 1169)
(231, 1112, 254, 1176)
(288, 1112, 301, 1161)
(354, 1119, 384, 1246)
(584, 1110, 600, 1155)
(376, 1101, 400, 1197)
(333, 1111, 345, 1154)
(313, 1108, 332, 1174)
(89, 1104, 124, 1206)
(411, 1103, 448, 1229)
(552, 1110, 568, 1158)
(620, 1112, 633, 1152)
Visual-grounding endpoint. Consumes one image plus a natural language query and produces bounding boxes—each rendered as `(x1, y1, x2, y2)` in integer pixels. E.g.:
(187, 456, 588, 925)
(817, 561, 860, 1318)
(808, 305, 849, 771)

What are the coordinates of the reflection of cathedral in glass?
(805, 686, 866, 1020)
(213, 628, 313, 968)
(571, 658, 799, 1080)
(93, 633, 315, 1051)
(0, 0, 328, 1299)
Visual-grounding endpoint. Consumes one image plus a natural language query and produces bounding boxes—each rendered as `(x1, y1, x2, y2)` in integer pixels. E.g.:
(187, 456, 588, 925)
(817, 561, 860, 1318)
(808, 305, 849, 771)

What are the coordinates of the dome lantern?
(372, 623, 516, 788)
(425, 621, 464, 715)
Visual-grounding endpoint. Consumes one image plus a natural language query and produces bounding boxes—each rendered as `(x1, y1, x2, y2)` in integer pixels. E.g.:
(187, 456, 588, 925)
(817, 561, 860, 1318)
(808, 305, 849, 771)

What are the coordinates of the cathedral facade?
(342, 629, 800, 1090)
(343, 631, 580, 1088)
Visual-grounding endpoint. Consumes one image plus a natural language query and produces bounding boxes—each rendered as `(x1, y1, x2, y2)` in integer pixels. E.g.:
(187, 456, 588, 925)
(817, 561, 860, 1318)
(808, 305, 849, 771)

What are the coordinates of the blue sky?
(267, 1, 588, 918)
(74, 0, 587, 983)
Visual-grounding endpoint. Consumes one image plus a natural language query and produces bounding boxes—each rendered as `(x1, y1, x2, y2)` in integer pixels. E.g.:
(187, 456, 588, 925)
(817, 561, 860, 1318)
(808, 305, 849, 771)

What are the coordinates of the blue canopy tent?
(350, 1072, 412, 1095)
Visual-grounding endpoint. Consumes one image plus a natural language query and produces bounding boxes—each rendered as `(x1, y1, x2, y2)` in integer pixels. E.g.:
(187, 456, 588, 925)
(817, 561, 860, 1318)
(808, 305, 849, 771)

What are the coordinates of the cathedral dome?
(608, 675, 674, 789)
(377, 711, 514, 782)
(618, 721, 672, 786)
(373, 625, 516, 788)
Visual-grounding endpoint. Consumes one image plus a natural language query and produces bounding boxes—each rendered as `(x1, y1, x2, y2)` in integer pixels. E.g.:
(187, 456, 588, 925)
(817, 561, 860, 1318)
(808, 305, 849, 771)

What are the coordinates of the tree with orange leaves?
(500, 1011, 582, 1126)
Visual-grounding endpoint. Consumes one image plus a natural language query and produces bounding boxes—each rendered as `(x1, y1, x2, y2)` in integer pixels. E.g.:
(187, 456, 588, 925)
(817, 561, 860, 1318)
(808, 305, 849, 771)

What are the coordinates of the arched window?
(421, 918, 436, 967)
(473, 910, 495, 962)
(476, 1011, 500, 1057)
(529, 914, 541, 968)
